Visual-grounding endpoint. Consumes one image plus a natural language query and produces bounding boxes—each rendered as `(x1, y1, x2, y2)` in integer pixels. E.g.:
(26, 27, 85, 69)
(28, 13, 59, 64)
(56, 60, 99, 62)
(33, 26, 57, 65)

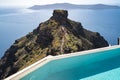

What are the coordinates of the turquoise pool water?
(21, 48, 120, 80)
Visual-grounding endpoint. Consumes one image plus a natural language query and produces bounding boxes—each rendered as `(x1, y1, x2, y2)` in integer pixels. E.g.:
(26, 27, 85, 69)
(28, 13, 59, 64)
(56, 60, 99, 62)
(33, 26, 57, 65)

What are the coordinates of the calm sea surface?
(0, 8, 120, 58)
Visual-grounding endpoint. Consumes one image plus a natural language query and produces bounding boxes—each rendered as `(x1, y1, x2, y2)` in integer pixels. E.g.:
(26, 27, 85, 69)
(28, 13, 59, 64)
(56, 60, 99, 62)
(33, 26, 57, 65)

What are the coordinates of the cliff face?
(0, 10, 108, 79)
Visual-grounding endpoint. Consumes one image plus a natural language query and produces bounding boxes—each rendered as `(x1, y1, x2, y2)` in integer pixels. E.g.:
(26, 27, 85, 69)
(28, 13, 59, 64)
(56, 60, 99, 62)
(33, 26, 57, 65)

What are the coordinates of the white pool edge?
(4, 45, 120, 80)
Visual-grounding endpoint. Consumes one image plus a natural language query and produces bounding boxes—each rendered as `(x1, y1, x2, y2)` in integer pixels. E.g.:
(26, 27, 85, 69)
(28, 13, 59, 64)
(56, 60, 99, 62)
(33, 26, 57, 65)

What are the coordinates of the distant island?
(29, 3, 120, 10)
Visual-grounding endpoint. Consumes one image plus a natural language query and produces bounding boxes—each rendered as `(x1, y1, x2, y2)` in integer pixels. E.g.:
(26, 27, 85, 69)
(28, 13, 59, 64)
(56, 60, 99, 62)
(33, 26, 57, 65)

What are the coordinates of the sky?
(0, 0, 120, 7)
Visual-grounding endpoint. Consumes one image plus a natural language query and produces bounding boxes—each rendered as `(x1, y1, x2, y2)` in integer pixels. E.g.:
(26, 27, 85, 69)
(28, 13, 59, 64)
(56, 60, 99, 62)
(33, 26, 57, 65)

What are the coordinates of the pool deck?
(4, 45, 120, 80)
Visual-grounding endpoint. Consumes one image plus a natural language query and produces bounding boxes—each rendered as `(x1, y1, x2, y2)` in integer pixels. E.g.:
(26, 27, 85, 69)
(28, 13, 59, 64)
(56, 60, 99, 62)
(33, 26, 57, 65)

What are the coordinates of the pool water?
(46, 54, 120, 80)
(21, 48, 120, 80)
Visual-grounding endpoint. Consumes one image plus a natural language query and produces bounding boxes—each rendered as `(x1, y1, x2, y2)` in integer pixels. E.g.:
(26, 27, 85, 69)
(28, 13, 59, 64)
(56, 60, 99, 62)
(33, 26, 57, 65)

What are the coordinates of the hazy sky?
(0, 0, 120, 7)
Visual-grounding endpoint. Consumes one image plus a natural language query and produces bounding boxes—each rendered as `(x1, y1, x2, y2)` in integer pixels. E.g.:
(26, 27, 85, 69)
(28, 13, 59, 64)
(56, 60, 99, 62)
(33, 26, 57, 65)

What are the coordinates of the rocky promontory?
(0, 10, 109, 79)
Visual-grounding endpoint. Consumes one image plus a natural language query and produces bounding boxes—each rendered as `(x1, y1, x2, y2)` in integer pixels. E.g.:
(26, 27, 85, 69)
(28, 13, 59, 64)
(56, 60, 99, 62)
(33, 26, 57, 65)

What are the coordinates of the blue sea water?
(0, 8, 120, 58)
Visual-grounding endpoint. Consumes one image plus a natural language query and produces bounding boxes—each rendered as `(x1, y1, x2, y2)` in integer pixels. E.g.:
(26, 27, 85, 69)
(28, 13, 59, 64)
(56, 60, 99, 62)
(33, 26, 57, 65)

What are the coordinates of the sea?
(0, 8, 120, 58)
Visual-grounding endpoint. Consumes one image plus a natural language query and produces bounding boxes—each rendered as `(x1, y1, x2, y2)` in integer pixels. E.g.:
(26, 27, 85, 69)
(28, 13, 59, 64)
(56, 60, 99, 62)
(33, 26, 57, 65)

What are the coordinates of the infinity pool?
(20, 47, 120, 80)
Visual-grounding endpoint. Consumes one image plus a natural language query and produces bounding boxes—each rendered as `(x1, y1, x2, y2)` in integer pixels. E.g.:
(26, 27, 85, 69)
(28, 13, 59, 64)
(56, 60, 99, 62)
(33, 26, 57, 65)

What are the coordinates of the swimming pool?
(5, 45, 120, 80)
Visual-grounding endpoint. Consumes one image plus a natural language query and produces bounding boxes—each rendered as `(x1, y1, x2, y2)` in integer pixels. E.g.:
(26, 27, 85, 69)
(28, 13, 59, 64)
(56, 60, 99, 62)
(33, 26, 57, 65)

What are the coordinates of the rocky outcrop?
(0, 10, 109, 79)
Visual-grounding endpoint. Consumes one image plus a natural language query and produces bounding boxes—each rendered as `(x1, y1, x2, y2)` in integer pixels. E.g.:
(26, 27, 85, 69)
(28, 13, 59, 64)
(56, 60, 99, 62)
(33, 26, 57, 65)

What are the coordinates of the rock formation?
(0, 10, 109, 79)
